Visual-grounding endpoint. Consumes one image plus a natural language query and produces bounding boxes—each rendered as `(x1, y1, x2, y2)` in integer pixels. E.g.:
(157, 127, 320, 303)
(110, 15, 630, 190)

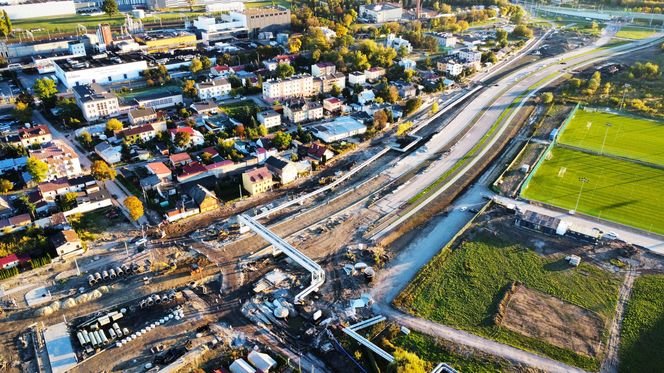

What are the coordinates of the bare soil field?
(502, 285, 604, 358)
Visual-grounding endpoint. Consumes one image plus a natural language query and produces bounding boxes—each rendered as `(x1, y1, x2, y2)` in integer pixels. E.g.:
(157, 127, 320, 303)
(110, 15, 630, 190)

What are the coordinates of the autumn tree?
(106, 118, 123, 132)
(14, 101, 32, 123)
(174, 131, 191, 148)
(124, 196, 144, 221)
(182, 80, 198, 98)
(288, 37, 302, 53)
(26, 157, 48, 183)
(91, 160, 116, 181)
(189, 58, 203, 75)
(0, 178, 13, 193)
(373, 109, 388, 129)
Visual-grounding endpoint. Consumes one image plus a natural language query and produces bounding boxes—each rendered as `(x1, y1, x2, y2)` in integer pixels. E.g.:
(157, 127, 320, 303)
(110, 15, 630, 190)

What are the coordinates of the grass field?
(557, 109, 664, 167)
(391, 332, 509, 372)
(395, 231, 622, 370)
(619, 275, 664, 373)
(522, 147, 664, 234)
(615, 27, 657, 39)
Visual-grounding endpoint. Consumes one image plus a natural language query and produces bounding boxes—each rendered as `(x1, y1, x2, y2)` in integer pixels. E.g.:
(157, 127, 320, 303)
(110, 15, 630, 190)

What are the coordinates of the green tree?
(3, 11, 10, 35)
(511, 24, 533, 39)
(183, 80, 198, 98)
(201, 56, 212, 70)
(200, 152, 213, 164)
(106, 118, 123, 132)
(101, 0, 118, 17)
(0, 178, 13, 193)
(272, 131, 292, 150)
(404, 97, 423, 115)
(276, 63, 295, 78)
(58, 192, 78, 212)
(26, 156, 48, 183)
(33, 78, 58, 105)
(91, 160, 116, 181)
(123, 196, 144, 221)
(174, 131, 191, 148)
(330, 84, 342, 97)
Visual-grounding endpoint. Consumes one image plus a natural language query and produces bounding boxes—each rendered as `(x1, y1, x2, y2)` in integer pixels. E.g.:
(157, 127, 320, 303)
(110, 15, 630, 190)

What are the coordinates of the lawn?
(619, 275, 664, 373)
(557, 109, 664, 167)
(395, 231, 622, 370)
(615, 27, 656, 40)
(521, 147, 664, 234)
(69, 207, 126, 241)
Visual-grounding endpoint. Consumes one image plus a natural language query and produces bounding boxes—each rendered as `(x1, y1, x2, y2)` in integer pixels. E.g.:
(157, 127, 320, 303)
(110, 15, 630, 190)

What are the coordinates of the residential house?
(397, 83, 417, 99)
(170, 152, 192, 167)
(190, 101, 219, 115)
(283, 101, 324, 124)
(311, 62, 336, 78)
(94, 141, 123, 164)
(365, 67, 385, 81)
(128, 107, 158, 125)
(17, 125, 52, 147)
(210, 65, 231, 77)
(242, 166, 274, 195)
(146, 162, 172, 181)
(188, 184, 219, 214)
(28, 140, 83, 181)
(348, 71, 366, 86)
(50, 229, 84, 259)
(438, 60, 463, 76)
(176, 161, 208, 183)
(265, 156, 298, 184)
(257, 110, 282, 128)
(386, 34, 412, 54)
(301, 142, 334, 163)
(0, 213, 31, 235)
(358, 89, 376, 105)
(429, 32, 457, 48)
(170, 127, 205, 150)
(323, 97, 342, 113)
(0, 253, 30, 269)
(196, 78, 232, 100)
(118, 121, 167, 144)
(398, 59, 417, 71)
(38, 175, 97, 201)
(317, 26, 337, 40)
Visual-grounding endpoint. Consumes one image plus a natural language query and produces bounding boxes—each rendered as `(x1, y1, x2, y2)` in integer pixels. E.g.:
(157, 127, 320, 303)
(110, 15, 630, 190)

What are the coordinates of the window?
(108, 76, 112, 82)
(124, 74, 128, 79)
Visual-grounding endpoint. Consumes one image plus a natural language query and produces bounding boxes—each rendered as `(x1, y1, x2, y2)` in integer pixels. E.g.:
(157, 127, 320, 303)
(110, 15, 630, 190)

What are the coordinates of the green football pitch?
(557, 110, 664, 167)
(521, 147, 664, 234)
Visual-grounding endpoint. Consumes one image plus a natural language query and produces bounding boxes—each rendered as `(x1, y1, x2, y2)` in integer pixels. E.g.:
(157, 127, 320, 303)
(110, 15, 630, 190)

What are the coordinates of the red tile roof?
(146, 162, 171, 176)
(170, 152, 192, 164)
(0, 253, 30, 267)
(244, 166, 272, 183)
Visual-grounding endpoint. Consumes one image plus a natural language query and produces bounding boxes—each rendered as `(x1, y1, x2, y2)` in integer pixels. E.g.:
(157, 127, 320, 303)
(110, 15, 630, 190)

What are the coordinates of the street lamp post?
(600, 123, 612, 155)
(574, 177, 589, 213)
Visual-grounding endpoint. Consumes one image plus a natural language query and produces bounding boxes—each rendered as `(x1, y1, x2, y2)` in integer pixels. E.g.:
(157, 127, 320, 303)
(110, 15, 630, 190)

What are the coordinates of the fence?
(518, 102, 580, 196)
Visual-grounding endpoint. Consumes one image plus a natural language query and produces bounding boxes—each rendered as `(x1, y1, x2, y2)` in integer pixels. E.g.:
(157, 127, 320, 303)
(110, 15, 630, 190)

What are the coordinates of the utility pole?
(124, 241, 129, 257)
(74, 258, 80, 276)
(601, 123, 613, 155)
(238, 184, 243, 200)
(574, 177, 589, 213)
